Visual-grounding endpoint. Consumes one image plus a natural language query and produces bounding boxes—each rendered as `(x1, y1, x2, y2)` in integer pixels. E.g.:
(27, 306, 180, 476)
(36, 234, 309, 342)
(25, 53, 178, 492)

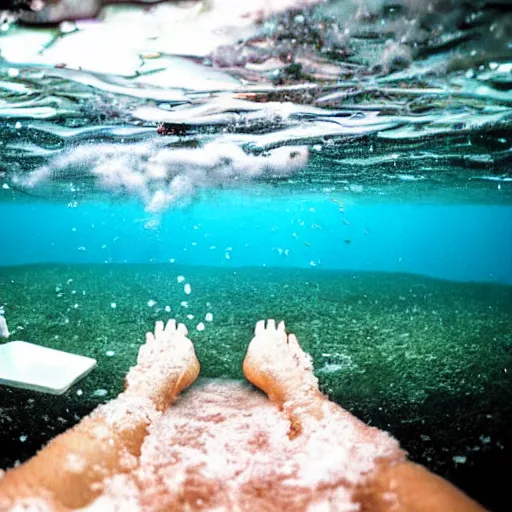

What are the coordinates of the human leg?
(242, 319, 485, 512)
(0, 320, 200, 510)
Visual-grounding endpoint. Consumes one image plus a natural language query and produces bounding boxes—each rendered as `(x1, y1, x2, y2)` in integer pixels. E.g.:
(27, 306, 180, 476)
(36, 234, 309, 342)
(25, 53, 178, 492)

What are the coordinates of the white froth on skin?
(92, 394, 160, 436)
(5, 496, 56, 512)
(18, 142, 309, 213)
(65, 454, 87, 474)
(85, 379, 403, 511)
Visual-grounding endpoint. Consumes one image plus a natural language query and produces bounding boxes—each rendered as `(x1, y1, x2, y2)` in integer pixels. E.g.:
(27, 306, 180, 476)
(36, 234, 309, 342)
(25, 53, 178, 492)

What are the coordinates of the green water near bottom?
(1, 264, 511, 510)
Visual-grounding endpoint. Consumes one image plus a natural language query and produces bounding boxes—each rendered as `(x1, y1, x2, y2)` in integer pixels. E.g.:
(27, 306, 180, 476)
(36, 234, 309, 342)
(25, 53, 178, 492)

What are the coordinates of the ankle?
(282, 387, 325, 416)
(280, 378, 322, 403)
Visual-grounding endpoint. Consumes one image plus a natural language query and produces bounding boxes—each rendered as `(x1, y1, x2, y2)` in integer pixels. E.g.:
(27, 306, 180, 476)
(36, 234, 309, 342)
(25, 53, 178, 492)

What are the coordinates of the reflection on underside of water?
(0, 0, 510, 211)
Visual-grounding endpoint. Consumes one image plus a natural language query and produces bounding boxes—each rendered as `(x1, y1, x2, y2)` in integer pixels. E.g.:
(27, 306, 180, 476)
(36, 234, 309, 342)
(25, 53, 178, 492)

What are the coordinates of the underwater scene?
(0, 0, 511, 511)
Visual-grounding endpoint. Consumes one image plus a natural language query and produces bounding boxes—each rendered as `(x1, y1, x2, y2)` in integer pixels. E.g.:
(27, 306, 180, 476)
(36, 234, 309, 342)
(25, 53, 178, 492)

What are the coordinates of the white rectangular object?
(0, 341, 97, 395)
(0, 315, 9, 338)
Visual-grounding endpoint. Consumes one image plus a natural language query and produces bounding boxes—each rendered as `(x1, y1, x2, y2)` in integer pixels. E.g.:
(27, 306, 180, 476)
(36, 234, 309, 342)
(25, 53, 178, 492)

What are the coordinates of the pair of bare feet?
(119, 319, 486, 512)
(127, 318, 319, 419)
(0, 319, 486, 512)
(1, 319, 324, 510)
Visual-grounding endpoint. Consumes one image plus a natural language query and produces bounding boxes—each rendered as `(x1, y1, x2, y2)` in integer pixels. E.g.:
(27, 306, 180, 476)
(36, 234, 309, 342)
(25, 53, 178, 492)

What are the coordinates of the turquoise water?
(1, 191, 511, 283)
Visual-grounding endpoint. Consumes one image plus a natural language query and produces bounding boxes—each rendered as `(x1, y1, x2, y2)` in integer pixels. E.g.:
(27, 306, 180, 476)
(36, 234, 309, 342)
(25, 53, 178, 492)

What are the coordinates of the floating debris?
(317, 363, 344, 374)
(0, 315, 10, 338)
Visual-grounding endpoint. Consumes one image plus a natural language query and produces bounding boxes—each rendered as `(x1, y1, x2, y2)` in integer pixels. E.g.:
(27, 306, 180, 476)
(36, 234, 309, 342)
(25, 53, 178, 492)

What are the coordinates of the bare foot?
(125, 320, 200, 411)
(243, 320, 321, 407)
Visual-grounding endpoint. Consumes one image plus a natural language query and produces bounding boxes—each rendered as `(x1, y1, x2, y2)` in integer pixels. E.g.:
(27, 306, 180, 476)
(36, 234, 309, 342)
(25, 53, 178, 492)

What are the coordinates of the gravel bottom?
(0, 263, 511, 510)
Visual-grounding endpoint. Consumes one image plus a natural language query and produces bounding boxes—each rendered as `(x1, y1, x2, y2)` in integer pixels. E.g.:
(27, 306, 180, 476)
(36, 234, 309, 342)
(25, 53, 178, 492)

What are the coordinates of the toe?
(165, 319, 177, 333)
(155, 320, 165, 338)
(146, 331, 155, 344)
(288, 334, 313, 369)
(177, 322, 188, 336)
(277, 321, 286, 333)
(255, 320, 265, 335)
(138, 343, 149, 362)
(288, 333, 299, 348)
(267, 319, 276, 331)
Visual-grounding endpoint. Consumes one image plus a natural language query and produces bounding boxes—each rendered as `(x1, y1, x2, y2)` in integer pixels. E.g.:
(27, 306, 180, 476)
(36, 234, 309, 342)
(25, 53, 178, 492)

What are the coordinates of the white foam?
(19, 142, 308, 212)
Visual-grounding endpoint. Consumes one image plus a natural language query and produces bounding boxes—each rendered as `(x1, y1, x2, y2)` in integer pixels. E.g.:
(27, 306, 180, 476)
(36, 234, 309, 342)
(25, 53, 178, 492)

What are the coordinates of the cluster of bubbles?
(16, 141, 309, 213)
